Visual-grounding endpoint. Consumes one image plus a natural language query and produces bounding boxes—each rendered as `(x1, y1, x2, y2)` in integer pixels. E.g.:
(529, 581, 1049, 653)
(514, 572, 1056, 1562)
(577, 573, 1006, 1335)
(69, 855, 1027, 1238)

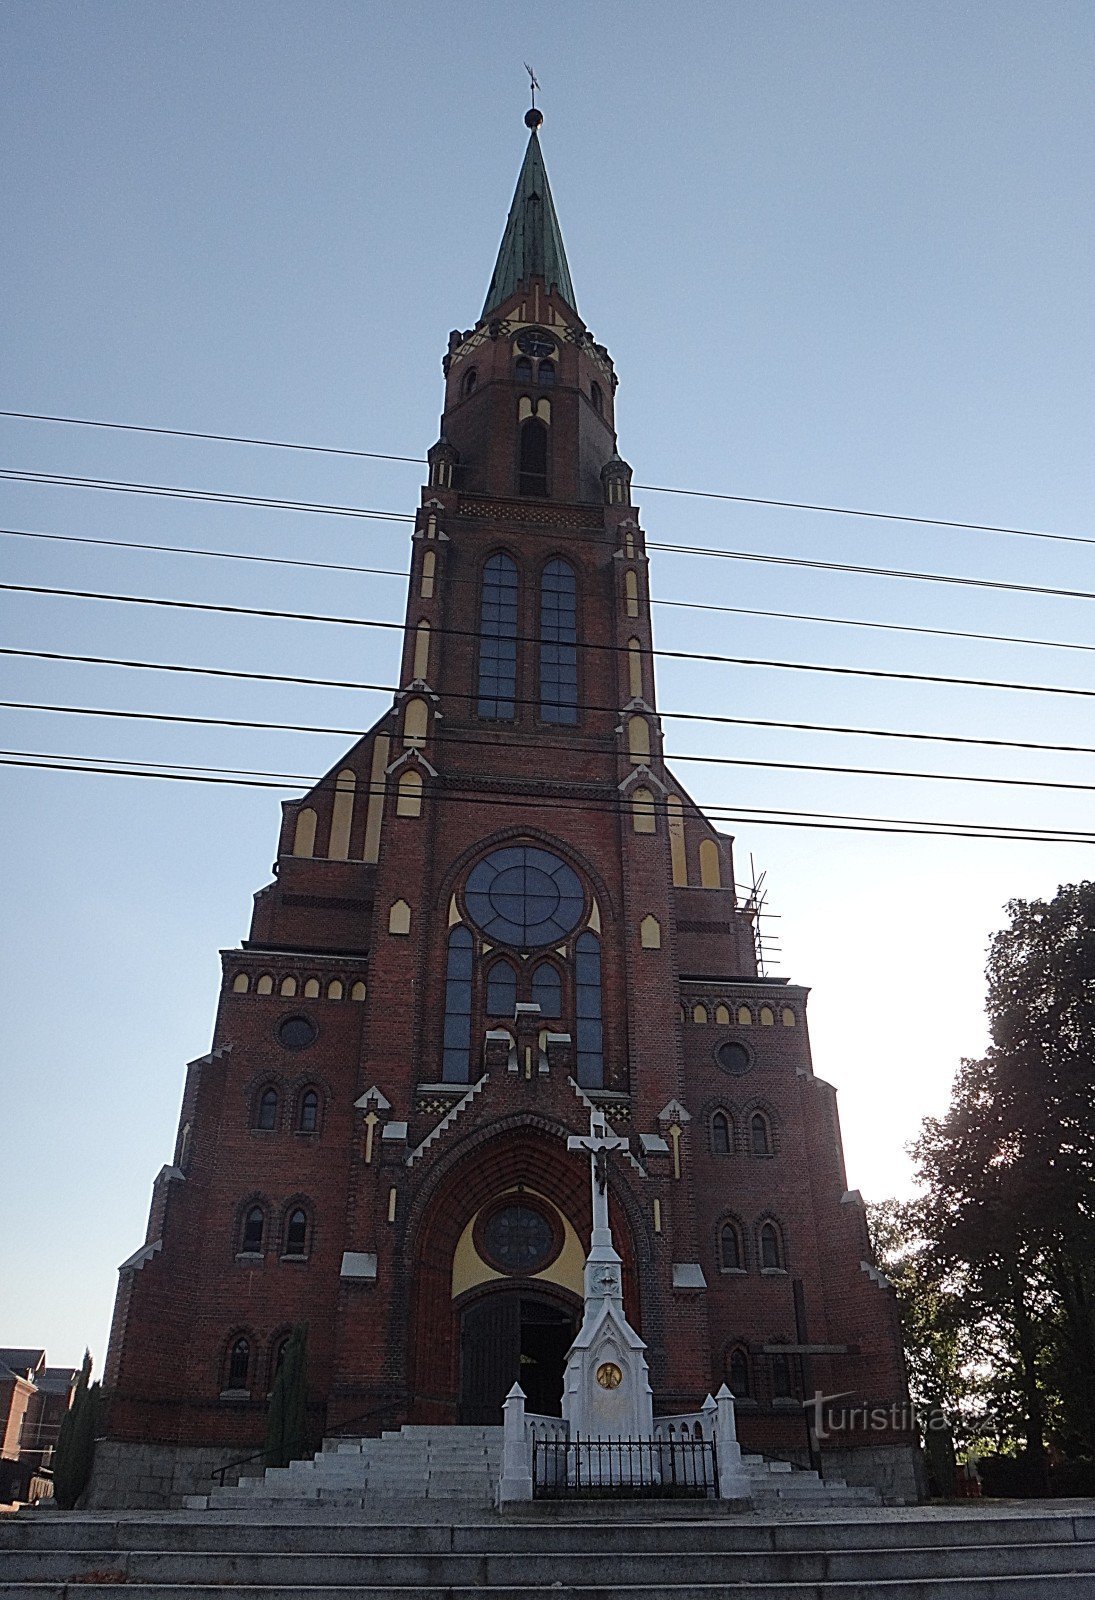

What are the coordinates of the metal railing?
(210, 1401, 400, 1487)
(532, 1433, 719, 1499)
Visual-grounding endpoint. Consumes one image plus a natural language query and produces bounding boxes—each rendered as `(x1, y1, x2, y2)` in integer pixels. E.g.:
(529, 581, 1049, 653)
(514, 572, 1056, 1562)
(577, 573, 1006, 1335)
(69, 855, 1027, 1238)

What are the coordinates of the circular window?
(477, 1199, 561, 1276)
(277, 1015, 317, 1051)
(465, 846, 584, 948)
(716, 1041, 751, 1077)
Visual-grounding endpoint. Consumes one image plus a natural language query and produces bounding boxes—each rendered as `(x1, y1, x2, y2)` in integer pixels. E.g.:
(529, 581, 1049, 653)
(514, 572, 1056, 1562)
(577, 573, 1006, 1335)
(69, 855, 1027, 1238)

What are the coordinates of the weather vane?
(524, 63, 540, 109)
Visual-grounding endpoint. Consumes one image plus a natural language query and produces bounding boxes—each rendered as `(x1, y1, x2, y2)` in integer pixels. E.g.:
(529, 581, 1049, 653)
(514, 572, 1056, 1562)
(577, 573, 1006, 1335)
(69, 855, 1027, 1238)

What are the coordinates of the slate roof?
(482, 128, 576, 318)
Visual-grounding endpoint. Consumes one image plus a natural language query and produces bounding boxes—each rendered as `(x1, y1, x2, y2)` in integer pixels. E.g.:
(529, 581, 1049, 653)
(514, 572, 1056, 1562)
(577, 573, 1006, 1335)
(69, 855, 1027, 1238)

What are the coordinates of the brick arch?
(404, 1119, 642, 1423)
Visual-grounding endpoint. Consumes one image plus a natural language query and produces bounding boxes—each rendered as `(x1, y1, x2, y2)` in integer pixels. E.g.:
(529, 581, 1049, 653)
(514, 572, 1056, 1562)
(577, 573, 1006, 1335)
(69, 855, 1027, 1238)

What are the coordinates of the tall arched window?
(760, 1220, 784, 1270)
(590, 381, 603, 415)
(477, 553, 518, 720)
(442, 926, 474, 1082)
(284, 1207, 308, 1258)
(255, 1087, 278, 1132)
(515, 355, 533, 383)
(461, 367, 478, 397)
(537, 358, 556, 386)
(531, 961, 562, 1018)
(711, 1110, 733, 1155)
(728, 1347, 751, 1398)
(518, 418, 548, 497)
(575, 932, 604, 1088)
(297, 1090, 320, 1134)
(750, 1112, 771, 1155)
(486, 960, 518, 1018)
(719, 1220, 744, 1271)
(540, 558, 578, 724)
(771, 1352, 795, 1399)
(226, 1336, 250, 1391)
(241, 1206, 265, 1255)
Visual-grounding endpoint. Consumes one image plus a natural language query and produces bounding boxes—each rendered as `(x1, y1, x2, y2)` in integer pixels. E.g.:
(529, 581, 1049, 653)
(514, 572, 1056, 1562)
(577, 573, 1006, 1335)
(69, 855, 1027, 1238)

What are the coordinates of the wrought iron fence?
(532, 1433, 719, 1499)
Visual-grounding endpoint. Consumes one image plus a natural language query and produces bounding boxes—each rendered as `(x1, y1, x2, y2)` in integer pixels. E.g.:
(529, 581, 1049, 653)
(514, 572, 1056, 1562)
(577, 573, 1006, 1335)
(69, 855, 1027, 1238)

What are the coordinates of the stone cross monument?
(562, 1109, 654, 1439)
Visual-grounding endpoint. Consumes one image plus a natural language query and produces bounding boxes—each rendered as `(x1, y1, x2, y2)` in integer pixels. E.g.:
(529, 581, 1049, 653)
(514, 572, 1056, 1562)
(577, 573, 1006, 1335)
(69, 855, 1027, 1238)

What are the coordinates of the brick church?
(100, 109, 914, 1503)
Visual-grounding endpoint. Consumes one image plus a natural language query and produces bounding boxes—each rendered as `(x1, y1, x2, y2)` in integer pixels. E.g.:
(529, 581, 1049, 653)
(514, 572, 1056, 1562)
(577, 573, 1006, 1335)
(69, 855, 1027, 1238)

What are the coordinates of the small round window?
(477, 1200, 561, 1276)
(277, 1015, 317, 1051)
(716, 1041, 751, 1077)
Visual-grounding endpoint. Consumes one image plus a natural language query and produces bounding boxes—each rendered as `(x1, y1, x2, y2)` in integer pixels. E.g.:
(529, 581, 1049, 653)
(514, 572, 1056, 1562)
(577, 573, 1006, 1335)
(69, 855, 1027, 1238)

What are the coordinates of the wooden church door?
(459, 1294, 522, 1424)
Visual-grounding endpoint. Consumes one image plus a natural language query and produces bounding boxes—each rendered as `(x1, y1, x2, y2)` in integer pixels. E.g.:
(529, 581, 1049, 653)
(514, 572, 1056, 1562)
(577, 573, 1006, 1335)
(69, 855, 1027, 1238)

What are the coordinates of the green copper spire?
(482, 114, 576, 318)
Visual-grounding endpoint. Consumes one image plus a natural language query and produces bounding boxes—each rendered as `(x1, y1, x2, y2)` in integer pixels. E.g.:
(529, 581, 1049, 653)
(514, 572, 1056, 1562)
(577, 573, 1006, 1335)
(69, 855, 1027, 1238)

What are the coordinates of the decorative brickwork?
(101, 123, 911, 1501)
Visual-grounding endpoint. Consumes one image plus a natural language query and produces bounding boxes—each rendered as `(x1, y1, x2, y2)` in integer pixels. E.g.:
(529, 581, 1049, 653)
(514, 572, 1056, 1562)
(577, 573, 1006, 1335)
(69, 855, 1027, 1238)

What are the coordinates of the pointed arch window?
(442, 925, 474, 1082)
(284, 1207, 309, 1258)
(575, 932, 604, 1088)
(256, 1087, 278, 1132)
(241, 1206, 265, 1255)
(518, 418, 548, 497)
(226, 1336, 250, 1391)
(486, 960, 518, 1018)
(540, 558, 578, 723)
(711, 1110, 733, 1155)
(477, 553, 518, 720)
(531, 961, 562, 1019)
(297, 1090, 320, 1135)
(590, 381, 603, 415)
(760, 1220, 784, 1271)
(728, 1346, 751, 1398)
(719, 1220, 744, 1272)
(750, 1112, 772, 1155)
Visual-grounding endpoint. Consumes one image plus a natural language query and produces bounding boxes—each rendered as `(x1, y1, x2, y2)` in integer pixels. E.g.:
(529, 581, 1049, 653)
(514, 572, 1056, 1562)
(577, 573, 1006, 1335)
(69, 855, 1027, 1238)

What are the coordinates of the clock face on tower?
(516, 328, 557, 359)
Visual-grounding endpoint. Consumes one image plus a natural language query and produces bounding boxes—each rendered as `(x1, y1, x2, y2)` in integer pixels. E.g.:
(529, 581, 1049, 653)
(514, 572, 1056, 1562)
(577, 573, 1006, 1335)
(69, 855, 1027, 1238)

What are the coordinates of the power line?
(6, 696, 1093, 760)
(4, 406, 1093, 554)
(4, 749, 1093, 846)
(7, 580, 1095, 702)
(4, 699, 1095, 796)
(5, 526, 1095, 661)
(6, 475, 1095, 605)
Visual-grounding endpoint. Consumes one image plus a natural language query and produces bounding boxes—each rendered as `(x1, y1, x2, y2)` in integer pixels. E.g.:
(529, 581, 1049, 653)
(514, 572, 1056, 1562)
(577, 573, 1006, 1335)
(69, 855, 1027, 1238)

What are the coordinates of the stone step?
(7, 1509, 1095, 1555)
(4, 1575, 1095, 1599)
(6, 1542, 1095, 1593)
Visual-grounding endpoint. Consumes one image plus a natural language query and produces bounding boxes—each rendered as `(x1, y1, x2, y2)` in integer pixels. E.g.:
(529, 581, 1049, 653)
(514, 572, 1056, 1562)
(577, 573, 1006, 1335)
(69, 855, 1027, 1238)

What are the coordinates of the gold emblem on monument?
(595, 1361, 623, 1390)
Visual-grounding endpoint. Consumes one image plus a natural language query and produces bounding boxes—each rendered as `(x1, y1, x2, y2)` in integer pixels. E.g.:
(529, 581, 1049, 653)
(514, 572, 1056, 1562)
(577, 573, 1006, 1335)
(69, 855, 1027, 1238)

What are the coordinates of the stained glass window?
(477, 554, 518, 719)
(575, 932, 604, 1088)
(531, 962, 562, 1018)
(482, 1202, 555, 1274)
(442, 926, 474, 1082)
(465, 847, 584, 949)
(486, 961, 518, 1018)
(540, 558, 578, 724)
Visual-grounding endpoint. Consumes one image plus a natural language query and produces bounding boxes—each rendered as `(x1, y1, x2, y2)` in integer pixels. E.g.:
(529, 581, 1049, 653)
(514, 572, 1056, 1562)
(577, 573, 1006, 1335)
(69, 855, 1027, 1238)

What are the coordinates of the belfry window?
(518, 418, 548, 497)
(477, 553, 518, 719)
(540, 558, 578, 723)
(442, 925, 474, 1082)
(486, 960, 517, 1018)
(575, 932, 604, 1088)
(515, 355, 533, 382)
(537, 358, 556, 386)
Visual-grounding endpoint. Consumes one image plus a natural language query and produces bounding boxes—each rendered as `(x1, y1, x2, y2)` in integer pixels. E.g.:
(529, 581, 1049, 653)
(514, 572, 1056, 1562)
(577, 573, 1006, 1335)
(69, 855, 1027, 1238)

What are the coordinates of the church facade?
(100, 113, 915, 1504)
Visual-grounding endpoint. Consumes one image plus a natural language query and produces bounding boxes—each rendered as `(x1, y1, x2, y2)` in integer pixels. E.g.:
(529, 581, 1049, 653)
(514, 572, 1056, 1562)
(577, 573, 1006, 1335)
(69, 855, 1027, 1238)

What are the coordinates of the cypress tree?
(265, 1324, 309, 1469)
(53, 1354, 99, 1510)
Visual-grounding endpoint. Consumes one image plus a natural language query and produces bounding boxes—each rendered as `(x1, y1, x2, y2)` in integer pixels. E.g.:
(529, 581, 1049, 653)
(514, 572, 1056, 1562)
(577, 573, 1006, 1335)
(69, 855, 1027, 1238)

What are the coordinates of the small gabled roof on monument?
(482, 105, 577, 319)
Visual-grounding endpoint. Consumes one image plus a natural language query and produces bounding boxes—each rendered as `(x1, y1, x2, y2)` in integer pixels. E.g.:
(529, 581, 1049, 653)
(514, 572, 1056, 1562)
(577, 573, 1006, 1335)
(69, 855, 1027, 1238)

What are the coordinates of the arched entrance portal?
(459, 1288, 578, 1424)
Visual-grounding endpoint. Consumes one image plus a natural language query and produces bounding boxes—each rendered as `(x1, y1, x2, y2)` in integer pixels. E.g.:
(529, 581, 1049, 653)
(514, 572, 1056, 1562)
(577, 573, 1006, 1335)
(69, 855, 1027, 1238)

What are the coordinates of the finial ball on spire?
(524, 106, 543, 131)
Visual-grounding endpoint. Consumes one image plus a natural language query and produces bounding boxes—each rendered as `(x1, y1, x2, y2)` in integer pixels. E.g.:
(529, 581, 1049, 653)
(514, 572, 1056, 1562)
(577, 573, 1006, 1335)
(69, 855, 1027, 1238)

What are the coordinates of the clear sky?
(3, 1, 1094, 1369)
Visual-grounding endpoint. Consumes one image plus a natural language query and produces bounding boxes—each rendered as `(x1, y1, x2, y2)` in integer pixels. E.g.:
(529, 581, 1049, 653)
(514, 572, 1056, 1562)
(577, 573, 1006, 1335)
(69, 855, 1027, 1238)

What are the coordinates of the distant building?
(0, 1348, 78, 1502)
(100, 110, 914, 1507)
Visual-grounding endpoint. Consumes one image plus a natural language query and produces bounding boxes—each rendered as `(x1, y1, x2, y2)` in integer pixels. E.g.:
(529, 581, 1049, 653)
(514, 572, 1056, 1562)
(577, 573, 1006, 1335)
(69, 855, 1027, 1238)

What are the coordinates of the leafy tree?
(53, 1352, 100, 1510)
(265, 1324, 309, 1469)
(902, 882, 1095, 1481)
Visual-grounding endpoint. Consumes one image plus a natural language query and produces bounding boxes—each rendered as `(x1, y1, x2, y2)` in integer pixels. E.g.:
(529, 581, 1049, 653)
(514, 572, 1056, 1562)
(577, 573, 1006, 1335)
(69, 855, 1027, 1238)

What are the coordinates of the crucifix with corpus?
(567, 1108, 629, 1304)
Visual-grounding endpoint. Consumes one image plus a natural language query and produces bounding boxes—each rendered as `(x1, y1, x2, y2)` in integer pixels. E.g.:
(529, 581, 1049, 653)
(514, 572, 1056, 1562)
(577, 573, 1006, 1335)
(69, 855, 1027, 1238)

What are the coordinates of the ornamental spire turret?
(481, 104, 577, 318)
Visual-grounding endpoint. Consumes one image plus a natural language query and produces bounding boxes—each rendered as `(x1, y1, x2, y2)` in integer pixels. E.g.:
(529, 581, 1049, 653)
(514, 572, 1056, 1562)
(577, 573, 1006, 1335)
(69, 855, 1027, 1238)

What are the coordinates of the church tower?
(100, 109, 914, 1504)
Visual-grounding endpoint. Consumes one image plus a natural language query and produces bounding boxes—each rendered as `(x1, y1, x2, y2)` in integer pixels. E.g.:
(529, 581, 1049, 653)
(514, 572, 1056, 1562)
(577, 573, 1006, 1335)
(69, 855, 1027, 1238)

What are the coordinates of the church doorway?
(458, 1290, 577, 1424)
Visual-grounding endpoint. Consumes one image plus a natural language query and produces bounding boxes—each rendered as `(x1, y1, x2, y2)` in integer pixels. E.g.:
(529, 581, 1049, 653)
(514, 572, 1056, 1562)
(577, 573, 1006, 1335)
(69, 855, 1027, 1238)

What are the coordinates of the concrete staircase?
(184, 1425, 880, 1513)
(2, 1502, 1095, 1596)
